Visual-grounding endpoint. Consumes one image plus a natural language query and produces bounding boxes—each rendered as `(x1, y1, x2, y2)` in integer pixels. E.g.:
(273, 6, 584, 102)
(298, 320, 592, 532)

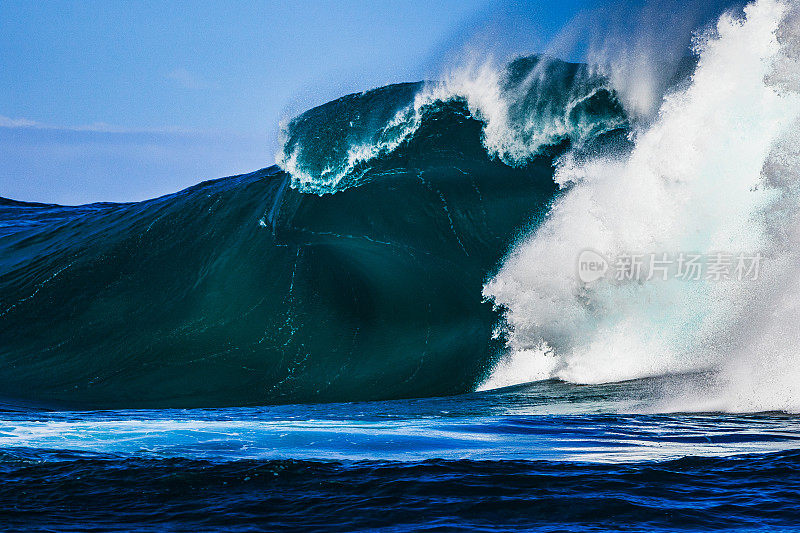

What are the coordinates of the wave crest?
(277, 56, 628, 194)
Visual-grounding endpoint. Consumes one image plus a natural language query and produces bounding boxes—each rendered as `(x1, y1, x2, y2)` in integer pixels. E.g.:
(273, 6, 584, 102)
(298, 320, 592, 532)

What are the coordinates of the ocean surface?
(2, 378, 800, 531)
(2, 0, 800, 530)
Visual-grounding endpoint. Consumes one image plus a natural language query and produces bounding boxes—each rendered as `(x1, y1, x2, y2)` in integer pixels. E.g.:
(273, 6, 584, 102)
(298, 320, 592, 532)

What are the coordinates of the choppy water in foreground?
(1, 378, 799, 532)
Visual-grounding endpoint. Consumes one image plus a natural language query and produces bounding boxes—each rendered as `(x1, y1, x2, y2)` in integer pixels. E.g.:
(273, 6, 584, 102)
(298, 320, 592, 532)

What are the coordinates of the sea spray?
(482, 0, 800, 413)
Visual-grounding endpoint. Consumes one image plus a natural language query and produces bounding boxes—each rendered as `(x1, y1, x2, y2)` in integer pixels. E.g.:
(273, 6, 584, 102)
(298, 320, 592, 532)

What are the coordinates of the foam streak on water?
(0, 378, 799, 464)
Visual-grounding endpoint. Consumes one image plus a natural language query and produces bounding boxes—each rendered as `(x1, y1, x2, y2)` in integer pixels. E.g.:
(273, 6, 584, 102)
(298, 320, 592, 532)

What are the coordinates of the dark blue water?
(1, 378, 799, 531)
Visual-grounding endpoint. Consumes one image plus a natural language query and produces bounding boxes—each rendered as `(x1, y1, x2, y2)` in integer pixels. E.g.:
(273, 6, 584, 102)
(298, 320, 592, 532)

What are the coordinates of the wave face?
(0, 53, 633, 407)
(483, 0, 800, 413)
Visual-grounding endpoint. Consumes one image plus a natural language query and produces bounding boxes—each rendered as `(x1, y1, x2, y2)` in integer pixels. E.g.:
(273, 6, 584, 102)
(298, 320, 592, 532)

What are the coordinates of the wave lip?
(277, 55, 628, 195)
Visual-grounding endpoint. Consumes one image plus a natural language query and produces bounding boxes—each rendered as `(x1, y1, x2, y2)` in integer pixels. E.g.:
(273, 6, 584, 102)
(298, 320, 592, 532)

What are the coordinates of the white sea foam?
(482, 0, 800, 413)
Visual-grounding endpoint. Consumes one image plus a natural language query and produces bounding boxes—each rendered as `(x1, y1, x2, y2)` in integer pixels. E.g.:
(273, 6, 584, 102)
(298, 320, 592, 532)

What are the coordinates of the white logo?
(577, 249, 609, 283)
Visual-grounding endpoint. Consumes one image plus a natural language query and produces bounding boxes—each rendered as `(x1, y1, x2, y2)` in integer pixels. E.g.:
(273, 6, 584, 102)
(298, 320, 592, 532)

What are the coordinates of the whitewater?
(481, 0, 800, 414)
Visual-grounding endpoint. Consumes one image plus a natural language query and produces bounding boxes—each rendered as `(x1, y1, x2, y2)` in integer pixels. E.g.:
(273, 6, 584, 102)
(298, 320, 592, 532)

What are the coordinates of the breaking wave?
(482, 0, 800, 413)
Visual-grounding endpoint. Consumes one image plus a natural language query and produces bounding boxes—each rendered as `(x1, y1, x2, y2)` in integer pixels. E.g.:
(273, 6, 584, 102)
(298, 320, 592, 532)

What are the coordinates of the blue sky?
(0, 0, 625, 203)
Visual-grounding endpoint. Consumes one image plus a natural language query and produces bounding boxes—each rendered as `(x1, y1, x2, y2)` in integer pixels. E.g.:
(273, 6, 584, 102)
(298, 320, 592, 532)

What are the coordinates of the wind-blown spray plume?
(483, 0, 800, 413)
